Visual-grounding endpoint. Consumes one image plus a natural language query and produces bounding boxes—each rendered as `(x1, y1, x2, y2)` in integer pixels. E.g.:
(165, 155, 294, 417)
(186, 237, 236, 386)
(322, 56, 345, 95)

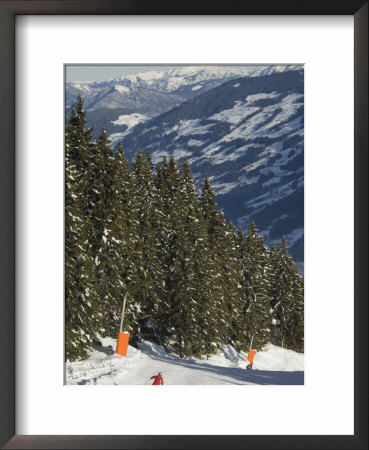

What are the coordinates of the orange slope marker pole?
(247, 335, 255, 365)
(247, 349, 255, 365)
(116, 295, 130, 356)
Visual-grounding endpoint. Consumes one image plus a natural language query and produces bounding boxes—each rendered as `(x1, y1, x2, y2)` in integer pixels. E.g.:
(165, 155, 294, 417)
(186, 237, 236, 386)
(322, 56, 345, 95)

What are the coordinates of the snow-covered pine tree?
(240, 221, 271, 351)
(65, 98, 99, 361)
(83, 128, 117, 337)
(104, 143, 136, 336)
(159, 157, 194, 357)
(219, 222, 244, 352)
(199, 175, 230, 353)
(268, 236, 304, 351)
(191, 219, 219, 359)
(178, 159, 218, 359)
(129, 151, 166, 345)
(284, 271, 304, 352)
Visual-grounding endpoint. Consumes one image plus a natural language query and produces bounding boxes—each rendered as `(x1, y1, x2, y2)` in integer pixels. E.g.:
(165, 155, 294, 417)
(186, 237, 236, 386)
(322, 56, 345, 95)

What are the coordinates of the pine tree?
(65, 98, 99, 361)
(268, 236, 304, 351)
(66, 96, 92, 172)
(284, 272, 304, 352)
(179, 160, 212, 358)
(129, 151, 166, 345)
(239, 221, 271, 351)
(84, 128, 117, 336)
(199, 175, 237, 353)
(104, 143, 135, 336)
(159, 157, 193, 357)
(220, 223, 244, 352)
(174, 160, 219, 358)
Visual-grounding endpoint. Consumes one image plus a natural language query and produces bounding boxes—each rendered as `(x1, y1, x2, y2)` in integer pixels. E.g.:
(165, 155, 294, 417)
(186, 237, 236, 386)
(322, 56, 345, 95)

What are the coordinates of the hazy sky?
(65, 64, 263, 82)
(66, 65, 190, 82)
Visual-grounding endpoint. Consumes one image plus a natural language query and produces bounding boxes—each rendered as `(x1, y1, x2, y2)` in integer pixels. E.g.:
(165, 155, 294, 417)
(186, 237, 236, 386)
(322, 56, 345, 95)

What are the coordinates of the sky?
(66, 65, 189, 82)
(65, 64, 263, 82)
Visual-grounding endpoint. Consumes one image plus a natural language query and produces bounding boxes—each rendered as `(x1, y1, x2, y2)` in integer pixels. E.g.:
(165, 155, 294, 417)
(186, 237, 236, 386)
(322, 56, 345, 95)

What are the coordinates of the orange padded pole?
(247, 349, 255, 364)
(116, 296, 129, 356)
(116, 332, 130, 356)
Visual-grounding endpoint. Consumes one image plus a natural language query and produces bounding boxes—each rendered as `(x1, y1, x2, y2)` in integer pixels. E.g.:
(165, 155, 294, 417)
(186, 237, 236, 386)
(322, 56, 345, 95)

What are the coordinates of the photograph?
(1, 0, 366, 446)
(65, 64, 304, 386)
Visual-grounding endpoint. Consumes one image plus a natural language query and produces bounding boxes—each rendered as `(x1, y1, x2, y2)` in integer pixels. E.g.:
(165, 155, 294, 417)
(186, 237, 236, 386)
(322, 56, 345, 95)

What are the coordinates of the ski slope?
(66, 338, 304, 385)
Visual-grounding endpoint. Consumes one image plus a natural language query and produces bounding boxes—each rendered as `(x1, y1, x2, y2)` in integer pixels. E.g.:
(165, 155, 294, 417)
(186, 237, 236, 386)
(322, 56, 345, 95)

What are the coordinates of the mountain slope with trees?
(119, 70, 304, 262)
(65, 98, 304, 362)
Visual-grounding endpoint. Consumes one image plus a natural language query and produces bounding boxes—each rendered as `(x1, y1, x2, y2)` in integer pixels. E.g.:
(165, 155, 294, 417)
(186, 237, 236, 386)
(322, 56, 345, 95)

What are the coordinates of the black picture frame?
(0, 1, 367, 449)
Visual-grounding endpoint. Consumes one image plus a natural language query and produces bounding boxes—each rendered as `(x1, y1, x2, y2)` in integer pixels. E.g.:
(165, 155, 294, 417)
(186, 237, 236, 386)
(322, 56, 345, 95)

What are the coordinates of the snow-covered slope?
(66, 337, 304, 385)
(121, 70, 304, 260)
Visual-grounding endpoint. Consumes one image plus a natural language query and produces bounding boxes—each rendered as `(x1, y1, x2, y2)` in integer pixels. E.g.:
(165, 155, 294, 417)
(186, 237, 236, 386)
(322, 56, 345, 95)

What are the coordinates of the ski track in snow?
(66, 338, 304, 386)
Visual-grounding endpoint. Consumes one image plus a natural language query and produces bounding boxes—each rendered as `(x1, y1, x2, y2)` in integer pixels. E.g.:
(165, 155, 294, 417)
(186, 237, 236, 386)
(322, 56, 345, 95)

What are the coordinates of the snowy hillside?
(66, 337, 304, 385)
(65, 65, 304, 261)
(121, 70, 304, 260)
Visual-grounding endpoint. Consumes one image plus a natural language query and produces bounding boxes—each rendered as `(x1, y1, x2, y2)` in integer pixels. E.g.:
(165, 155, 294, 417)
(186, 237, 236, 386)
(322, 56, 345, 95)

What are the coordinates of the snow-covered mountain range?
(66, 65, 304, 262)
(66, 65, 300, 116)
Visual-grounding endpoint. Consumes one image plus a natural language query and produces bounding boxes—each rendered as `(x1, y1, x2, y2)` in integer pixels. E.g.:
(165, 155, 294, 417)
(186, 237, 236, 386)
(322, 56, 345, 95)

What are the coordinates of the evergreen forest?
(65, 97, 304, 362)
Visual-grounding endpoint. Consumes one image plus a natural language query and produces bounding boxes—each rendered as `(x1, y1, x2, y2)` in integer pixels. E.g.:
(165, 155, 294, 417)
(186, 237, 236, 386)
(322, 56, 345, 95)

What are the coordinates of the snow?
(184, 88, 303, 196)
(246, 92, 280, 103)
(187, 139, 205, 147)
(210, 101, 259, 125)
(67, 81, 93, 94)
(192, 85, 203, 91)
(259, 94, 304, 137)
(66, 337, 304, 385)
(106, 66, 259, 93)
(213, 181, 240, 195)
(151, 148, 192, 164)
(151, 150, 171, 164)
(204, 92, 303, 151)
(112, 112, 149, 128)
(114, 85, 130, 94)
(172, 149, 192, 159)
(109, 132, 126, 145)
(173, 119, 214, 137)
(108, 113, 150, 144)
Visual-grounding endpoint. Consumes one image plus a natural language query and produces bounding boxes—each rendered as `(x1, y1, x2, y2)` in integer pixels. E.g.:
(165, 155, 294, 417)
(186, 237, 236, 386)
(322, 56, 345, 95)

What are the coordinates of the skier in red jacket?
(150, 372, 164, 385)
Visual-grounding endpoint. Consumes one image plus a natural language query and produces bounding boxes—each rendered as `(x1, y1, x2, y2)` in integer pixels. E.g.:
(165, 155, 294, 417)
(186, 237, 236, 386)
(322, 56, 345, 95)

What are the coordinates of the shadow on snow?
(140, 348, 304, 385)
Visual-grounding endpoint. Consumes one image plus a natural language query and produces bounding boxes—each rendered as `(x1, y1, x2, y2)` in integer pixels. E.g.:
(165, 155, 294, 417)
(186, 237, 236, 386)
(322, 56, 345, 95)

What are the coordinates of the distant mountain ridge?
(66, 65, 301, 116)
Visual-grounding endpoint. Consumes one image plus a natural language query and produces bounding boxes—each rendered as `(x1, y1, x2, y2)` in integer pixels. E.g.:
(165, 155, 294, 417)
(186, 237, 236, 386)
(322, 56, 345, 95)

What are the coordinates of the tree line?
(65, 97, 304, 362)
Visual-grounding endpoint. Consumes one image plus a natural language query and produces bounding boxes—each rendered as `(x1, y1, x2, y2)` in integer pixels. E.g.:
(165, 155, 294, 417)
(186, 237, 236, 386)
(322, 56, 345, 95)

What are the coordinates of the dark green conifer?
(65, 98, 99, 361)
(84, 128, 116, 336)
(268, 236, 304, 351)
(129, 151, 166, 345)
(240, 221, 271, 351)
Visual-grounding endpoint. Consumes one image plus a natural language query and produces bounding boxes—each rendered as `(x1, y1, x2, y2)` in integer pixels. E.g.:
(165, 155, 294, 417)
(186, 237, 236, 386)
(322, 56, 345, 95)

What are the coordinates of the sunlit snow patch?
(112, 112, 149, 128)
(114, 85, 131, 94)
